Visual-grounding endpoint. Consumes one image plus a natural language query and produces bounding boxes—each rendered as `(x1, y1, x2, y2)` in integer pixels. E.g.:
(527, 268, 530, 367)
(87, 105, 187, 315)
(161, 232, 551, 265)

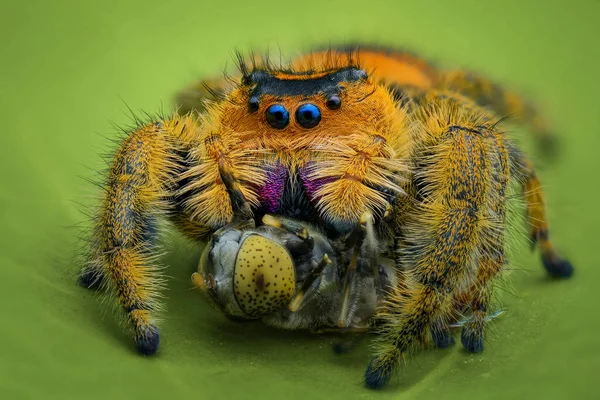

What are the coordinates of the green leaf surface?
(1, 0, 598, 399)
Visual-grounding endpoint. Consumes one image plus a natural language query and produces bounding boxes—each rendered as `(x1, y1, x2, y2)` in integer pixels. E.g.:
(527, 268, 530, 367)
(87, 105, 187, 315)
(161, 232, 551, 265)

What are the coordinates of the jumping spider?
(79, 45, 574, 389)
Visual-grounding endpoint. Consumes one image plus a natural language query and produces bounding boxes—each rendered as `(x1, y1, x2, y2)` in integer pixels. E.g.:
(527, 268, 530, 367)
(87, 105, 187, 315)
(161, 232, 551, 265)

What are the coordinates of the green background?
(1, 0, 598, 398)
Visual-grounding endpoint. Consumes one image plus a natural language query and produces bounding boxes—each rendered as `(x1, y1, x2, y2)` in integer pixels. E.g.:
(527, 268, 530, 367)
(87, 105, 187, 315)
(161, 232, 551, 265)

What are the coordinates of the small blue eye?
(265, 104, 289, 129)
(296, 104, 321, 129)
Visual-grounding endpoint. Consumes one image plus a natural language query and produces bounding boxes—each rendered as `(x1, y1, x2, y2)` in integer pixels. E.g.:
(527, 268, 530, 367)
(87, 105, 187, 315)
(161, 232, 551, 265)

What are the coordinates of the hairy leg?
(509, 146, 573, 277)
(80, 119, 185, 355)
(365, 96, 502, 389)
(461, 128, 511, 353)
(306, 131, 407, 233)
(79, 111, 264, 354)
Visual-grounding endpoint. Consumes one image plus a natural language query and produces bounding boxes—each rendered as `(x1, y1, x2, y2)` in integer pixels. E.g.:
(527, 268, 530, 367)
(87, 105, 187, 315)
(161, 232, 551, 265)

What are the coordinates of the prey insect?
(193, 167, 397, 331)
(79, 45, 574, 389)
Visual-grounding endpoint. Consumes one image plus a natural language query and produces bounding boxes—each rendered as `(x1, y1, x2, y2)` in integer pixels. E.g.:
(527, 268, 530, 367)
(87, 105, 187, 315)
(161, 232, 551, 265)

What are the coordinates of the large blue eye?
(296, 104, 321, 129)
(265, 104, 289, 129)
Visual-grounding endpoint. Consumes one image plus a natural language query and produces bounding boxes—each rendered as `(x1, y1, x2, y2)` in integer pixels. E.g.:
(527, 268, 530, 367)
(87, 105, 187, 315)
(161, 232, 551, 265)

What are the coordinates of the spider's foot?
(542, 254, 574, 278)
(431, 329, 455, 349)
(130, 309, 160, 355)
(364, 356, 393, 390)
(135, 324, 160, 356)
(461, 323, 484, 353)
(78, 268, 104, 290)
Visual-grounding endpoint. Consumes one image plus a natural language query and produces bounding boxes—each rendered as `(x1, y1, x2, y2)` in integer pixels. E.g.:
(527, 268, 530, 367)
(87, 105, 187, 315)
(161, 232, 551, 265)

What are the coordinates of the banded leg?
(461, 129, 511, 352)
(510, 148, 574, 277)
(365, 101, 495, 389)
(81, 120, 184, 355)
(80, 109, 266, 354)
(460, 239, 506, 353)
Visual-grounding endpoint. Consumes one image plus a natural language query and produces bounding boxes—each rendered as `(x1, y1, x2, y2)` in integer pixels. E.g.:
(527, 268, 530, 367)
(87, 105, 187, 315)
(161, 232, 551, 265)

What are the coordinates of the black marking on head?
(245, 67, 368, 98)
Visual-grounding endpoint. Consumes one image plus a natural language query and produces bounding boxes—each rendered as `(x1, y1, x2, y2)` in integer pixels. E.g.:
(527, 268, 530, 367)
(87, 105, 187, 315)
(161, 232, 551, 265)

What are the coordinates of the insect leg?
(338, 211, 378, 328)
(338, 243, 361, 328)
(262, 214, 313, 255)
(288, 254, 331, 312)
(260, 214, 332, 312)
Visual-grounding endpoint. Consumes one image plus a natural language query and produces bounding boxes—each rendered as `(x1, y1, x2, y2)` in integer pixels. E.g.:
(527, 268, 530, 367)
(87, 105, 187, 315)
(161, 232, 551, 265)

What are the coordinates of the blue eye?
(296, 104, 321, 129)
(265, 104, 289, 129)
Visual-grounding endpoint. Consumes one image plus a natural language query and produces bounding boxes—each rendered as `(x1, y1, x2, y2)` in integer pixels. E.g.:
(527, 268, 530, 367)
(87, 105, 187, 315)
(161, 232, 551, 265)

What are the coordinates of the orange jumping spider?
(79, 45, 574, 389)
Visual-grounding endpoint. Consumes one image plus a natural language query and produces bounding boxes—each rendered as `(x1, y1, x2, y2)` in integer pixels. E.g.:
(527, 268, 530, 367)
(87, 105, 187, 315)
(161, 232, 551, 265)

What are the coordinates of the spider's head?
(205, 54, 407, 162)
(192, 227, 296, 320)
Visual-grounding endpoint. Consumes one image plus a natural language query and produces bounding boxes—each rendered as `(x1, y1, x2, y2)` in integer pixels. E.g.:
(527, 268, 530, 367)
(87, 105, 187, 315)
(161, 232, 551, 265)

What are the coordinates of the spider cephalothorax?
(178, 58, 408, 235)
(80, 45, 573, 390)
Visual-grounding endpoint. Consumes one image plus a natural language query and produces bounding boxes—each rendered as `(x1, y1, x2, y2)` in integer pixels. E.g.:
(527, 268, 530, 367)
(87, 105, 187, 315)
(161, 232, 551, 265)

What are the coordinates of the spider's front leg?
(78, 113, 253, 355)
(79, 119, 190, 355)
(365, 97, 510, 389)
